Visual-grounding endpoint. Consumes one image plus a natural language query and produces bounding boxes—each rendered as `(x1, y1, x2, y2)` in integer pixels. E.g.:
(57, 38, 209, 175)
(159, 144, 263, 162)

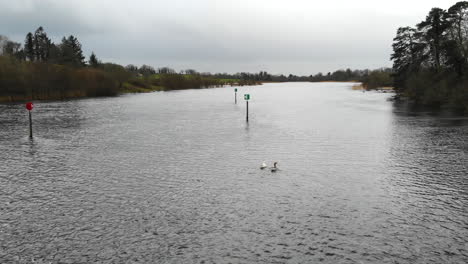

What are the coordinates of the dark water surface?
(1, 83, 467, 263)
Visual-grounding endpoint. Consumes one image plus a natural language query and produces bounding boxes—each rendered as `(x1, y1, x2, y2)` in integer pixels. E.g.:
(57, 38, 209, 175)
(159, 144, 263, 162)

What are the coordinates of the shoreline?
(352, 84, 394, 91)
(0, 82, 261, 103)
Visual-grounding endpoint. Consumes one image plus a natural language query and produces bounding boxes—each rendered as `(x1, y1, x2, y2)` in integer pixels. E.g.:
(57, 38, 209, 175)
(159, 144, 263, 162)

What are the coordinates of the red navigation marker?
(26, 102, 34, 138)
(26, 102, 34, 111)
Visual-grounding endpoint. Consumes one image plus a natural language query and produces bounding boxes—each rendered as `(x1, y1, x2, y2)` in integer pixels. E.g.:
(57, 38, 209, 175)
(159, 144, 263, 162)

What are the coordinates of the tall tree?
(391, 27, 423, 88)
(68, 35, 85, 66)
(24, 32, 34, 61)
(59, 37, 73, 65)
(59, 35, 85, 66)
(391, 27, 418, 72)
(417, 8, 450, 71)
(445, 1, 468, 74)
(89, 52, 99, 67)
(33, 26, 51, 62)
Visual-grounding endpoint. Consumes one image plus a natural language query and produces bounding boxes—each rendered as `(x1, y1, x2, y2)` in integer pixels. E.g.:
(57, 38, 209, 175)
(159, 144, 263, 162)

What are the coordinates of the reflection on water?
(0, 83, 467, 263)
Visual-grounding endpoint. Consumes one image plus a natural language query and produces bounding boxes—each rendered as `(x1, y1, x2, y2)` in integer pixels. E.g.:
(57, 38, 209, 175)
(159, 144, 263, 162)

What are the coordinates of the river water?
(0, 82, 467, 263)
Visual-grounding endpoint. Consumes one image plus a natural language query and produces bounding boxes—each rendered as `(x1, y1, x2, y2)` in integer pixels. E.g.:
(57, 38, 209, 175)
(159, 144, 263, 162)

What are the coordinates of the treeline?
(0, 27, 257, 101)
(208, 68, 393, 86)
(1, 27, 86, 66)
(0, 27, 119, 100)
(391, 1, 468, 111)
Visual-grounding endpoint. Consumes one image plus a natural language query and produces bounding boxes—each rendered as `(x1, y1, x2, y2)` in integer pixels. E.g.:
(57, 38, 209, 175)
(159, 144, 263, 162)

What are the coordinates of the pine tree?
(391, 27, 419, 72)
(417, 8, 450, 71)
(446, 2, 468, 74)
(33, 27, 43, 61)
(24, 32, 34, 61)
(89, 52, 99, 67)
(391, 27, 423, 90)
(59, 35, 85, 66)
(59, 36, 73, 65)
(68, 35, 85, 66)
(33, 27, 51, 62)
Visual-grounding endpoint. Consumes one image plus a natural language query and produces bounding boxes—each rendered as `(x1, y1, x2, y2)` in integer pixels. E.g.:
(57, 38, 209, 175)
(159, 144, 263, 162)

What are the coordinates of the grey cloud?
(0, 0, 453, 75)
(0, 0, 103, 38)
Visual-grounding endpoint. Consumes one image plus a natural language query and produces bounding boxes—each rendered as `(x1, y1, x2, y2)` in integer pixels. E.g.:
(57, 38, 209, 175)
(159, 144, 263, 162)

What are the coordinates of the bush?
(362, 69, 393, 90)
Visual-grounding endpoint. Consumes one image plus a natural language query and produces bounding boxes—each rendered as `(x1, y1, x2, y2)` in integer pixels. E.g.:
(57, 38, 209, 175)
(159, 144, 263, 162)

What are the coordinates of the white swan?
(260, 162, 267, 170)
(271, 162, 278, 172)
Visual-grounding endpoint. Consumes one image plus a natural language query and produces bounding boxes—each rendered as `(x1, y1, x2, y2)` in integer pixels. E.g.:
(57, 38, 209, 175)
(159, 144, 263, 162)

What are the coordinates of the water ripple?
(0, 83, 467, 263)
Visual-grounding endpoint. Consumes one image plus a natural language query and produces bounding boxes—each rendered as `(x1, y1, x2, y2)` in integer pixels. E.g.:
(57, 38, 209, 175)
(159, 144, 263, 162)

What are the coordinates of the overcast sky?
(0, 0, 461, 75)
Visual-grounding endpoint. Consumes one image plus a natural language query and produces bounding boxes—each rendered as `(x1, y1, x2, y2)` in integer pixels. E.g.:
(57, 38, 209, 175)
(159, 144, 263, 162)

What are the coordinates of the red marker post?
(244, 94, 250, 123)
(26, 102, 34, 138)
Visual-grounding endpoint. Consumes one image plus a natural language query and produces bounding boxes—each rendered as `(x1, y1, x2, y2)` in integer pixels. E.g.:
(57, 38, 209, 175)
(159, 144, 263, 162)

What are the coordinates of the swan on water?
(271, 162, 278, 172)
(260, 162, 267, 170)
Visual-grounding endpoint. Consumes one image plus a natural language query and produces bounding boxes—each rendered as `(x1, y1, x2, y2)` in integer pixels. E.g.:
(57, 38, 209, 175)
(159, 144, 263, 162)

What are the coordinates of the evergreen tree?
(445, 2, 468, 74)
(68, 35, 85, 66)
(33, 27, 52, 62)
(89, 52, 99, 67)
(24, 32, 34, 61)
(417, 8, 449, 71)
(59, 35, 85, 66)
(59, 36, 73, 65)
(391, 27, 424, 89)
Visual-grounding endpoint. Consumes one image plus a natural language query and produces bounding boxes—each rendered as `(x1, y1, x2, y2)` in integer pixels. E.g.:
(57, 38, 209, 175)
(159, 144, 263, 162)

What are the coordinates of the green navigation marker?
(234, 88, 238, 104)
(244, 94, 250, 122)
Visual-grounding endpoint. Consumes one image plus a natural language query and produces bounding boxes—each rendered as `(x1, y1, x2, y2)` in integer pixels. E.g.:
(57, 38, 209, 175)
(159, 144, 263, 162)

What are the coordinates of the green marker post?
(235, 88, 238, 104)
(244, 94, 250, 122)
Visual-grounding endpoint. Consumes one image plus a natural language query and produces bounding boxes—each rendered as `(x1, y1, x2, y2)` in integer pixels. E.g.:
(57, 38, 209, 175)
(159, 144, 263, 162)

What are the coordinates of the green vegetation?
(361, 69, 394, 90)
(391, 1, 468, 112)
(0, 27, 260, 102)
(0, 55, 117, 101)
